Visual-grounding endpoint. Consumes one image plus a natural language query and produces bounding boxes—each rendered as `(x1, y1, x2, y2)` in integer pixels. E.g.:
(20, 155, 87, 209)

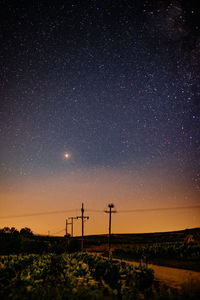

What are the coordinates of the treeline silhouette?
(0, 227, 78, 254)
(0, 226, 33, 235)
(1, 226, 200, 255)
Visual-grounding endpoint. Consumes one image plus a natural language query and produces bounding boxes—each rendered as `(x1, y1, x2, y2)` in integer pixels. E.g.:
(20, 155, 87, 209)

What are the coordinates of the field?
(1, 228, 200, 299)
(84, 228, 200, 271)
(1, 228, 200, 271)
(83, 228, 200, 248)
(112, 241, 200, 271)
(0, 252, 155, 299)
(1, 252, 200, 300)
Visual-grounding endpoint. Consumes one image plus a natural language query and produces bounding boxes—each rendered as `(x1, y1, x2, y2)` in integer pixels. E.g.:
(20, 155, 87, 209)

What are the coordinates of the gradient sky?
(0, 0, 200, 236)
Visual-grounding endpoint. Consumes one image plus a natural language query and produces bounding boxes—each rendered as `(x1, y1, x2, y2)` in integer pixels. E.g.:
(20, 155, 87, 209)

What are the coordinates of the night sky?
(0, 0, 200, 235)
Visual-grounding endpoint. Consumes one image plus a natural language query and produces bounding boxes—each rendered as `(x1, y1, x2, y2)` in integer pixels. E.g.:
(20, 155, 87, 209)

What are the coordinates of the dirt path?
(91, 252, 200, 289)
(115, 258, 200, 289)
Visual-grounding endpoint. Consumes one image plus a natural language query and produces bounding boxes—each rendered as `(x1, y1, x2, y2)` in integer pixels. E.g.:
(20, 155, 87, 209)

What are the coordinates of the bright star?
(64, 153, 70, 159)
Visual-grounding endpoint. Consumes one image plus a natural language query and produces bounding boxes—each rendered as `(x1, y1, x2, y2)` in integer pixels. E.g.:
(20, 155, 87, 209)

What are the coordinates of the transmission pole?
(68, 217, 76, 237)
(105, 203, 116, 256)
(65, 219, 68, 236)
(77, 203, 89, 251)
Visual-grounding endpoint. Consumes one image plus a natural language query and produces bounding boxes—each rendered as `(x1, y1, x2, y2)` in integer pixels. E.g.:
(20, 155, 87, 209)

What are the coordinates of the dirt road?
(116, 258, 200, 289)
(91, 252, 200, 289)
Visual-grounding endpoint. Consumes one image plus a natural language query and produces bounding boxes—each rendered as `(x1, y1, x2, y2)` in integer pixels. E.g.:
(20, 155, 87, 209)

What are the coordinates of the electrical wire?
(87, 205, 200, 213)
(87, 209, 104, 212)
(118, 205, 200, 213)
(1, 205, 200, 220)
(0, 209, 78, 219)
(52, 228, 66, 235)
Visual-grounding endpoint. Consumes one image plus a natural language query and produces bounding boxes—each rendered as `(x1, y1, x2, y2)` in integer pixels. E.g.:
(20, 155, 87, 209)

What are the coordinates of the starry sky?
(0, 0, 200, 235)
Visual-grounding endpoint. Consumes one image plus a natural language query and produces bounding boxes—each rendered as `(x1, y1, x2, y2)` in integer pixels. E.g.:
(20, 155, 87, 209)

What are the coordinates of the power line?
(34, 227, 66, 236)
(0, 209, 78, 219)
(87, 209, 104, 213)
(118, 205, 200, 213)
(0, 205, 200, 220)
(52, 228, 66, 235)
(87, 205, 200, 213)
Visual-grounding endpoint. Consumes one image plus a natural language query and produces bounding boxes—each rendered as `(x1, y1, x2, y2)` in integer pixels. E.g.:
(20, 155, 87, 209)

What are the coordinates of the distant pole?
(71, 217, 74, 237)
(105, 204, 117, 255)
(65, 219, 68, 236)
(81, 204, 84, 249)
(68, 217, 76, 237)
(77, 203, 89, 251)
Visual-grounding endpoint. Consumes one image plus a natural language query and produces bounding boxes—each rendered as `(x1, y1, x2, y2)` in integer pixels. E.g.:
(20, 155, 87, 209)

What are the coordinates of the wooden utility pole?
(105, 203, 116, 255)
(68, 217, 76, 237)
(77, 203, 89, 251)
(65, 219, 68, 236)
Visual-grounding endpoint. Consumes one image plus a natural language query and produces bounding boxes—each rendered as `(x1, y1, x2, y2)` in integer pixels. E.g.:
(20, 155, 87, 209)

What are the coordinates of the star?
(64, 153, 70, 159)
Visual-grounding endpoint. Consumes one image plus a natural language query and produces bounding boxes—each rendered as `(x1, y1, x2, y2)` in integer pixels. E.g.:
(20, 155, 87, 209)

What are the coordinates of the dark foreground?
(0, 252, 200, 300)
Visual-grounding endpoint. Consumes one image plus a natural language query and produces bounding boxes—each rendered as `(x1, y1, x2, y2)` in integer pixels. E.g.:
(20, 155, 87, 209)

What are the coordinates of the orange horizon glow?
(0, 167, 199, 236)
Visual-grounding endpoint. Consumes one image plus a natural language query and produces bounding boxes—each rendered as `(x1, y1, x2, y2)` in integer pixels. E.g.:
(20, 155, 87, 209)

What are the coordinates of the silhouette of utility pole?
(65, 219, 69, 236)
(76, 203, 89, 251)
(68, 217, 76, 237)
(104, 203, 116, 255)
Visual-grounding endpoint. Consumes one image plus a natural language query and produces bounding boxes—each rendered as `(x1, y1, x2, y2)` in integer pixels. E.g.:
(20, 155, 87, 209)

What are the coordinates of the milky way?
(0, 1, 200, 234)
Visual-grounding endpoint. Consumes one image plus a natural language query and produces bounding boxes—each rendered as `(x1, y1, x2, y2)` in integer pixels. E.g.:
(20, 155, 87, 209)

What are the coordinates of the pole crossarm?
(104, 203, 117, 214)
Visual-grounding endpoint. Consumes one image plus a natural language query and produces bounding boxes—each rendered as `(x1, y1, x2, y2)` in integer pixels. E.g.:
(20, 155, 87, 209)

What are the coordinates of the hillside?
(1, 227, 200, 255)
(76, 227, 200, 250)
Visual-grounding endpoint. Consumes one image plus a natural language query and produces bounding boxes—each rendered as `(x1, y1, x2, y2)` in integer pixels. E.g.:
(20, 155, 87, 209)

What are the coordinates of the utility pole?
(77, 203, 89, 252)
(68, 217, 76, 237)
(65, 219, 68, 236)
(105, 203, 116, 256)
